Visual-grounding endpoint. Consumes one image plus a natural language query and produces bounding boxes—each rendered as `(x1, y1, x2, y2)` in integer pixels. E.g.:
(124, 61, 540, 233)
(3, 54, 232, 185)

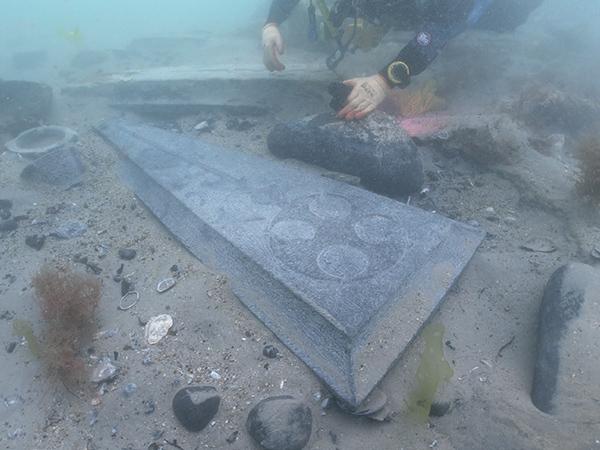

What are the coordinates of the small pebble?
(122, 383, 138, 397)
(118, 248, 137, 261)
(25, 234, 45, 251)
(263, 344, 279, 359)
(5, 342, 17, 353)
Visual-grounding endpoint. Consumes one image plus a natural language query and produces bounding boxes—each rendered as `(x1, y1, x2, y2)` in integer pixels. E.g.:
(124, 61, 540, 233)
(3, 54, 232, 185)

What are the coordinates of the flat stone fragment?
(145, 314, 173, 344)
(531, 263, 600, 423)
(97, 120, 484, 407)
(268, 111, 424, 195)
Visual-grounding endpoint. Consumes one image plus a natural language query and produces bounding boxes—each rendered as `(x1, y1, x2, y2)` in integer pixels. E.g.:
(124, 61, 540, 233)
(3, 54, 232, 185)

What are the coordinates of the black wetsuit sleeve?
(266, 0, 301, 25)
(380, 16, 474, 87)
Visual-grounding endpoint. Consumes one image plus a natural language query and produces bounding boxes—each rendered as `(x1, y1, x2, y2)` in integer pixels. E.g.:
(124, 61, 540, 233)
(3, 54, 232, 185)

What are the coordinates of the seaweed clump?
(32, 265, 101, 386)
(389, 80, 445, 118)
(407, 323, 453, 423)
(575, 135, 600, 201)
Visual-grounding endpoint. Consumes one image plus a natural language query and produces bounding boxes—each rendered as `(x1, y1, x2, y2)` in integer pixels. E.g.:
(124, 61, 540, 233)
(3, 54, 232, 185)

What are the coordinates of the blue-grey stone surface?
(532, 263, 600, 422)
(97, 119, 484, 407)
(268, 111, 423, 195)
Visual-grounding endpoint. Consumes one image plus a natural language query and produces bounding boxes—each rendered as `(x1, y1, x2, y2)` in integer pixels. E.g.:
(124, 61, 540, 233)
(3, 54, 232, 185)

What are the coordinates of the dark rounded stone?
(172, 386, 220, 432)
(25, 234, 46, 251)
(262, 344, 279, 359)
(246, 396, 312, 450)
(532, 263, 600, 421)
(118, 248, 137, 261)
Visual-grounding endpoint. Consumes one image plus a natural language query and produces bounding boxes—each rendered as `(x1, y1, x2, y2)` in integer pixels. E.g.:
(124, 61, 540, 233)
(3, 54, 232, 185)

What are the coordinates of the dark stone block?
(71, 50, 108, 69)
(268, 111, 424, 195)
(172, 386, 220, 432)
(0, 219, 18, 232)
(97, 120, 483, 407)
(25, 234, 46, 251)
(532, 263, 600, 422)
(0, 81, 53, 135)
(11, 50, 48, 70)
(247, 396, 312, 450)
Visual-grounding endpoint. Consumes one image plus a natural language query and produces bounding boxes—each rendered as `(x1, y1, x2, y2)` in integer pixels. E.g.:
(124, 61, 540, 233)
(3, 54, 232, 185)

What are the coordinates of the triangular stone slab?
(97, 120, 484, 407)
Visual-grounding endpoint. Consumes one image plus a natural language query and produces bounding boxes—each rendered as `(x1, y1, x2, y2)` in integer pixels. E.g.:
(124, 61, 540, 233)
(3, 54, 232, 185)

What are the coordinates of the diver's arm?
(379, 21, 467, 88)
(266, 0, 301, 25)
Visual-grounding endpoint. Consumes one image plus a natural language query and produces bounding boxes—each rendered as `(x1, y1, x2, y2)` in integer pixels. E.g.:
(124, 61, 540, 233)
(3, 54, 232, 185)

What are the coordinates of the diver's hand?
(262, 23, 285, 72)
(338, 75, 390, 120)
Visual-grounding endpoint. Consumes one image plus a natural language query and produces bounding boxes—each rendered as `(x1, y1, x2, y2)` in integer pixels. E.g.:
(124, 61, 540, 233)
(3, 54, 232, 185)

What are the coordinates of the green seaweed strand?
(407, 323, 454, 423)
(12, 320, 41, 358)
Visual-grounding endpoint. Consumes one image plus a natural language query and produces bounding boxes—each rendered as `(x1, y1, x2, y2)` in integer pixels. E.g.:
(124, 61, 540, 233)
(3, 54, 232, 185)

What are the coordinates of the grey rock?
(412, 114, 575, 212)
(172, 386, 220, 432)
(268, 111, 423, 195)
(246, 396, 312, 450)
(413, 114, 527, 166)
(0, 219, 18, 232)
(262, 345, 279, 359)
(0, 81, 53, 135)
(25, 234, 46, 250)
(0, 200, 12, 210)
(118, 248, 137, 260)
(532, 263, 600, 422)
(20, 146, 85, 188)
(96, 120, 483, 407)
(91, 358, 119, 383)
(121, 383, 138, 397)
(515, 85, 600, 134)
(51, 221, 87, 239)
(520, 238, 556, 253)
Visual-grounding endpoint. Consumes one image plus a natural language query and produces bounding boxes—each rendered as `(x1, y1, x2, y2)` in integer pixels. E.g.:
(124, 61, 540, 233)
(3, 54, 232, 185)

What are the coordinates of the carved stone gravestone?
(97, 120, 484, 407)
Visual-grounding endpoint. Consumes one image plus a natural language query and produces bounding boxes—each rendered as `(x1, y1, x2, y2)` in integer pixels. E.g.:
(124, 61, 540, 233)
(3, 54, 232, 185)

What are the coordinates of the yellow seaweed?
(393, 80, 445, 118)
(12, 320, 41, 358)
(58, 27, 83, 44)
(407, 323, 453, 423)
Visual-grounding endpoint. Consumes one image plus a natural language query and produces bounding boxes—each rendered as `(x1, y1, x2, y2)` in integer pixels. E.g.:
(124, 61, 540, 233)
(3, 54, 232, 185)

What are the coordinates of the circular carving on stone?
(271, 220, 316, 241)
(317, 245, 369, 279)
(354, 215, 396, 244)
(268, 195, 410, 281)
(308, 194, 352, 220)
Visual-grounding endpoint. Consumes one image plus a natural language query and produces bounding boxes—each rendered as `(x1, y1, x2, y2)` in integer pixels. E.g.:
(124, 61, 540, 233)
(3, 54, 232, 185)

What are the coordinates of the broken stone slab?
(531, 263, 600, 423)
(61, 64, 331, 114)
(268, 111, 424, 195)
(110, 102, 268, 118)
(96, 119, 484, 407)
(0, 81, 53, 135)
(407, 114, 577, 212)
(5, 126, 78, 157)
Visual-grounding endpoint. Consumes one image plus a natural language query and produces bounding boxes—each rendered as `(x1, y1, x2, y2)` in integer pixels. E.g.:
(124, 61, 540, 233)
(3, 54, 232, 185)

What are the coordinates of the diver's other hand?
(262, 23, 285, 72)
(338, 75, 390, 120)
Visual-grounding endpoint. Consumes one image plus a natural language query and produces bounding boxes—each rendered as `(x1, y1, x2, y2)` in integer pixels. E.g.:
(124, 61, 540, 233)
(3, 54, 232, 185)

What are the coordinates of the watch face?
(389, 62, 409, 85)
